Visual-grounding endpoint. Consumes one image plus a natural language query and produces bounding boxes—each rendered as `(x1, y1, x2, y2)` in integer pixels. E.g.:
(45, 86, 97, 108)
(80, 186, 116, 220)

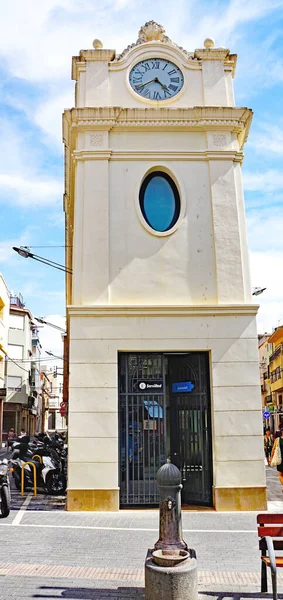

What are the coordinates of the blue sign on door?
(263, 411, 270, 419)
(172, 381, 195, 393)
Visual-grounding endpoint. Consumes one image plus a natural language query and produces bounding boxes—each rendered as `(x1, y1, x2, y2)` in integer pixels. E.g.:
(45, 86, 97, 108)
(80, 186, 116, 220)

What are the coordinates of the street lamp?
(34, 317, 66, 333)
(252, 287, 267, 296)
(13, 246, 72, 275)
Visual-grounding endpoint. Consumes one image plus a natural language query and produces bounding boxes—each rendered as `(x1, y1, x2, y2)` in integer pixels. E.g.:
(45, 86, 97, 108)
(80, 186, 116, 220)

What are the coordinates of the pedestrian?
(271, 428, 283, 488)
(264, 427, 273, 466)
(7, 428, 15, 450)
(19, 428, 26, 437)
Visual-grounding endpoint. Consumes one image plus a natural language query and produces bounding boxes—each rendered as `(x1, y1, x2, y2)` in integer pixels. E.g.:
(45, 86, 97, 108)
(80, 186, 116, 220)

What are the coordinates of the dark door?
(168, 353, 213, 506)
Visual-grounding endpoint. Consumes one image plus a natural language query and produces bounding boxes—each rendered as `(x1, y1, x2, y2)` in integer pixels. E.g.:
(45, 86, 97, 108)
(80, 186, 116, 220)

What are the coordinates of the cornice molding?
(67, 304, 259, 318)
(73, 150, 112, 161)
(64, 106, 252, 149)
(72, 149, 244, 163)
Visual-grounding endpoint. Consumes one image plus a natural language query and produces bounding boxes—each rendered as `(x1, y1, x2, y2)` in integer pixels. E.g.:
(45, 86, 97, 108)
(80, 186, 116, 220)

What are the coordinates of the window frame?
(136, 169, 185, 237)
(7, 375, 22, 391)
(139, 171, 180, 234)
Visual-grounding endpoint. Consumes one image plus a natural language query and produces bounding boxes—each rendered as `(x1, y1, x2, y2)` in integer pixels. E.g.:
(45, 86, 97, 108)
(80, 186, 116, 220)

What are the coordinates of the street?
(0, 463, 283, 599)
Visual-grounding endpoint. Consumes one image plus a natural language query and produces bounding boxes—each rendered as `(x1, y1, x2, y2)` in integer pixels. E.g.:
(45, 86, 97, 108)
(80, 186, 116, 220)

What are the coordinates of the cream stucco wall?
(67, 307, 265, 499)
(71, 127, 251, 308)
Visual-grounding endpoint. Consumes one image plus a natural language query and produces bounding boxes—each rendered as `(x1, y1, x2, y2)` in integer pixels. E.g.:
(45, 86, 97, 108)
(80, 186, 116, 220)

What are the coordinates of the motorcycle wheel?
(0, 486, 11, 518)
(46, 473, 66, 495)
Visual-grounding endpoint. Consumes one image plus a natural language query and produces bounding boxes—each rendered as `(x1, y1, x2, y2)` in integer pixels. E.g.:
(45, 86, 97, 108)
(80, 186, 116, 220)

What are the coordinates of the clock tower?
(63, 22, 266, 511)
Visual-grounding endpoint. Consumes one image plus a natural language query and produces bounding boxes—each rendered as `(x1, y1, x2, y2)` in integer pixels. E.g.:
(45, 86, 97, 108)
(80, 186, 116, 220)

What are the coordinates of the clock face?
(129, 58, 184, 101)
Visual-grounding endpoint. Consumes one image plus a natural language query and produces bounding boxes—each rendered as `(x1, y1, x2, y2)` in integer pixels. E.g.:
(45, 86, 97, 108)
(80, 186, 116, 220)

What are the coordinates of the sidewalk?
(0, 465, 282, 599)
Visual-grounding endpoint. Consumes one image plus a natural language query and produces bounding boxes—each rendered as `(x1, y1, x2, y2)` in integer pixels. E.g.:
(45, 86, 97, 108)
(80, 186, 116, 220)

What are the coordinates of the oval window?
(139, 172, 180, 232)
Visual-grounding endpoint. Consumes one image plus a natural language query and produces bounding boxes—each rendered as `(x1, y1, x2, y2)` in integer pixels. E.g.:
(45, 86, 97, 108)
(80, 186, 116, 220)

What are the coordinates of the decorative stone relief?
(212, 134, 227, 147)
(89, 133, 105, 147)
(115, 21, 195, 61)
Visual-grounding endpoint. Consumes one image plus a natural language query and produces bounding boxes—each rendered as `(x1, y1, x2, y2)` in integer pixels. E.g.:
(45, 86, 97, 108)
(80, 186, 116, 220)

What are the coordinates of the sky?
(0, 0, 282, 359)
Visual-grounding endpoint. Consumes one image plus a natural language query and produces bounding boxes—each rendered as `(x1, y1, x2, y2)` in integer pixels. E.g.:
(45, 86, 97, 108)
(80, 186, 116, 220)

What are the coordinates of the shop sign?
(172, 381, 194, 393)
(0, 388, 6, 398)
(135, 380, 163, 393)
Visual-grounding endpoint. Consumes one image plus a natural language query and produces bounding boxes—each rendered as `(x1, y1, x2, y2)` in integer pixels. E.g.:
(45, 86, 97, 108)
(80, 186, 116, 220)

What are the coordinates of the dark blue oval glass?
(139, 172, 180, 232)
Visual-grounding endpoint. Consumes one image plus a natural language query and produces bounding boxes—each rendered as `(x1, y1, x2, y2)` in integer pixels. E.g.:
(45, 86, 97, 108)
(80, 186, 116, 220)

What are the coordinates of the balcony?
(270, 344, 283, 363)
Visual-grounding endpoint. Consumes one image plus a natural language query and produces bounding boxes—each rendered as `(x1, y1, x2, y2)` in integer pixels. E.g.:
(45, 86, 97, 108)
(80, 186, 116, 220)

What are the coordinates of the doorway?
(118, 352, 213, 507)
(167, 353, 213, 506)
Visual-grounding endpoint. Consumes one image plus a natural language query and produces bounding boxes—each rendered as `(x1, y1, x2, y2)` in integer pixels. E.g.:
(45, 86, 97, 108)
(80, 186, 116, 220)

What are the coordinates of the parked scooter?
(0, 458, 11, 518)
(11, 436, 66, 495)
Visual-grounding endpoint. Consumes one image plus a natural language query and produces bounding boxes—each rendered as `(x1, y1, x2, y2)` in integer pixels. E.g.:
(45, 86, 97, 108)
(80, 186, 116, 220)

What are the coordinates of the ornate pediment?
(115, 21, 194, 62)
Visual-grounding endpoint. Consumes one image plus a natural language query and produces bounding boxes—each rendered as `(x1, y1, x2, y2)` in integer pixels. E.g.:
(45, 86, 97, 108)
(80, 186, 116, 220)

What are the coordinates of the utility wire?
(5, 355, 31, 373)
(22, 245, 72, 248)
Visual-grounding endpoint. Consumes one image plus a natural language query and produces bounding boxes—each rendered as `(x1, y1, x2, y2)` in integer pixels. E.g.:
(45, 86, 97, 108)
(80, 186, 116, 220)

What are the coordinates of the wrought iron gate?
(118, 352, 212, 507)
(119, 353, 166, 506)
(168, 353, 213, 506)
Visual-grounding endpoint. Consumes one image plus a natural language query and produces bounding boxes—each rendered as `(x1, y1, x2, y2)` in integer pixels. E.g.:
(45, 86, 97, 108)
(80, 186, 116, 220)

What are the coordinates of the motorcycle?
(0, 458, 11, 518)
(11, 437, 66, 496)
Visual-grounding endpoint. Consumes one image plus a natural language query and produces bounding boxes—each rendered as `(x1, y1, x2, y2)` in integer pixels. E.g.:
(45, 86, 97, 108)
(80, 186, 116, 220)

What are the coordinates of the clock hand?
(135, 78, 156, 90)
(155, 78, 169, 90)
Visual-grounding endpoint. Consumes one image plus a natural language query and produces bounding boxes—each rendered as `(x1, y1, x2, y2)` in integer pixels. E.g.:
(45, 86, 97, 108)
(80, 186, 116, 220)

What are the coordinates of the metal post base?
(145, 549, 198, 600)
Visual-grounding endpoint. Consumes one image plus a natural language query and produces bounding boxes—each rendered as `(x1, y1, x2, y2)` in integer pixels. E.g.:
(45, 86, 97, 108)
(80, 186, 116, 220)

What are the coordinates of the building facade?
(0, 274, 9, 446)
(64, 22, 266, 511)
(268, 327, 283, 430)
(41, 365, 66, 432)
(258, 334, 273, 428)
(3, 295, 40, 435)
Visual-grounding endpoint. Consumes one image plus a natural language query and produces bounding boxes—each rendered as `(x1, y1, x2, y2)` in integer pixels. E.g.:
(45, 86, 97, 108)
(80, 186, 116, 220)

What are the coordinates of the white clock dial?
(129, 58, 184, 101)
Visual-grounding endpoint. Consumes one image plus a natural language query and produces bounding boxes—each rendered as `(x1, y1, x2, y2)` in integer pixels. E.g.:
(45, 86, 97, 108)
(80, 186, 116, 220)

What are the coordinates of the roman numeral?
(168, 84, 178, 92)
(168, 69, 177, 76)
(134, 69, 144, 78)
(142, 63, 150, 72)
(170, 77, 180, 83)
(153, 91, 161, 100)
(163, 89, 172, 98)
(162, 63, 169, 71)
(133, 77, 142, 83)
(144, 88, 150, 97)
(151, 61, 160, 69)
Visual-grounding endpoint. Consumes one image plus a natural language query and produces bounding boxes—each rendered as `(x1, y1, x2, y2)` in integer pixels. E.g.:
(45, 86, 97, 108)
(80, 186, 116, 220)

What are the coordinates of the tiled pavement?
(1, 453, 283, 599)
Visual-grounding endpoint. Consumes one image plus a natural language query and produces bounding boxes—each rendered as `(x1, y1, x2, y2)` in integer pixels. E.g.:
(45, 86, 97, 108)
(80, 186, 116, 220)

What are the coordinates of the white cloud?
(1, 0, 283, 84)
(243, 170, 283, 193)
(0, 227, 42, 266)
(247, 209, 283, 252)
(248, 123, 283, 156)
(250, 250, 283, 332)
(0, 173, 62, 206)
(33, 87, 74, 146)
(0, 120, 62, 206)
(248, 206, 283, 332)
(181, 0, 283, 49)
